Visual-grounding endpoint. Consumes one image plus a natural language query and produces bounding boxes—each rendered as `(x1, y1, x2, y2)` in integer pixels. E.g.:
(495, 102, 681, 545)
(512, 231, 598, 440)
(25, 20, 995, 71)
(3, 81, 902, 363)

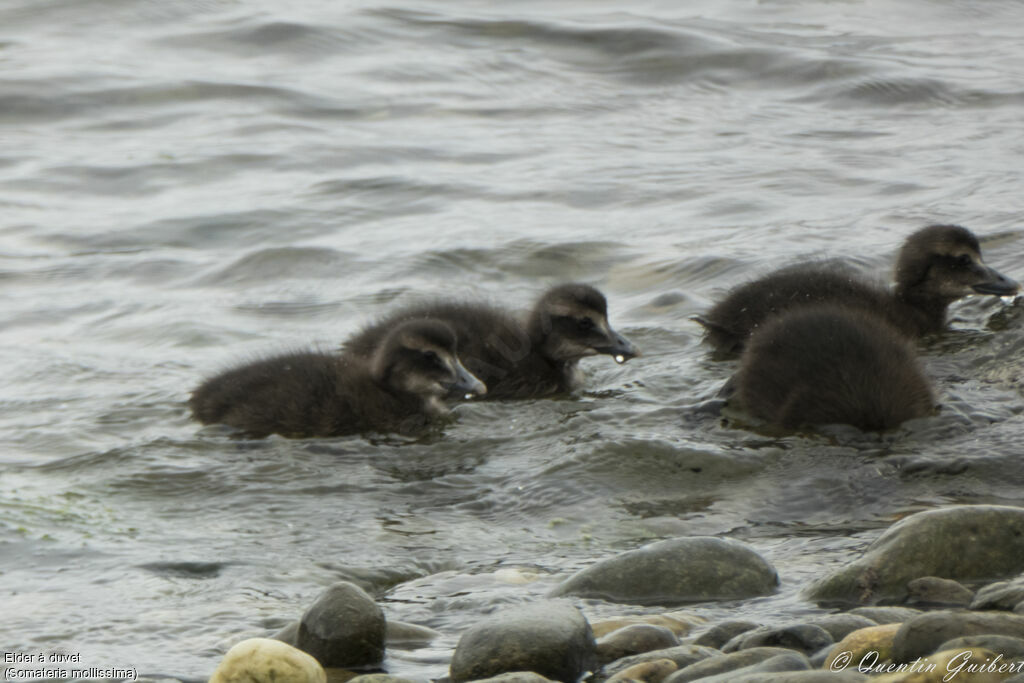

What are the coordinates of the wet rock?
(721, 624, 834, 655)
(297, 581, 386, 668)
(728, 674, 867, 683)
(847, 606, 921, 624)
(590, 613, 700, 638)
(824, 623, 901, 671)
(906, 576, 974, 607)
(677, 651, 811, 682)
(385, 620, 441, 648)
(806, 506, 1024, 606)
(665, 647, 798, 683)
(936, 635, 1024, 661)
(599, 645, 719, 682)
(210, 637, 326, 683)
(691, 620, 759, 649)
(550, 537, 778, 605)
(873, 647, 1007, 682)
(596, 624, 680, 665)
(971, 576, 1024, 611)
(891, 610, 1024, 662)
(604, 658, 677, 683)
(804, 614, 878, 641)
(469, 674, 554, 683)
(448, 601, 596, 683)
(274, 621, 300, 646)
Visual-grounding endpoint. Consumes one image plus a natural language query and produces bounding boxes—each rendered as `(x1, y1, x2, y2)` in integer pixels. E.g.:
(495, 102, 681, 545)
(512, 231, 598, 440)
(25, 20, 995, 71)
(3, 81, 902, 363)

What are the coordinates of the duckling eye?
(576, 317, 596, 333)
(422, 350, 442, 366)
(955, 254, 972, 267)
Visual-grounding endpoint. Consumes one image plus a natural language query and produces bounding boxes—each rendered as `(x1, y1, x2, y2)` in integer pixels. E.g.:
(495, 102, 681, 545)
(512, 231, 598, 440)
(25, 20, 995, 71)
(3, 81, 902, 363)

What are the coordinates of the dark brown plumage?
(697, 224, 1019, 356)
(190, 319, 485, 438)
(733, 306, 936, 431)
(342, 283, 637, 399)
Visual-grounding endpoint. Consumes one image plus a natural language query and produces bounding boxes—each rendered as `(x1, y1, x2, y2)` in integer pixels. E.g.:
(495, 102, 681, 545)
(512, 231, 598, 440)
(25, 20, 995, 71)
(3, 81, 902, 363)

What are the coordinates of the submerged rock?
(550, 537, 778, 605)
(806, 506, 1024, 606)
(448, 601, 596, 683)
(210, 638, 325, 683)
(891, 610, 1024, 663)
(296, 581, 386, 668)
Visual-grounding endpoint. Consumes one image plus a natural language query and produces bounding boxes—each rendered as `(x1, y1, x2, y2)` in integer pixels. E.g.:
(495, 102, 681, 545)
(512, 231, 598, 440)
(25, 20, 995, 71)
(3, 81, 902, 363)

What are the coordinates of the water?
(2, 0, 1024, 678)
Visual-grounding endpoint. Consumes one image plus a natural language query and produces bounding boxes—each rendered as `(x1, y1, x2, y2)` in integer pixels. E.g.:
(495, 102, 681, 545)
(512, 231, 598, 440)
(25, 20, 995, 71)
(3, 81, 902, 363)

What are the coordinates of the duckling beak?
(450, 359, 487, 399)
(972, 263, 1020, 296)
(595, 328, 639, 364)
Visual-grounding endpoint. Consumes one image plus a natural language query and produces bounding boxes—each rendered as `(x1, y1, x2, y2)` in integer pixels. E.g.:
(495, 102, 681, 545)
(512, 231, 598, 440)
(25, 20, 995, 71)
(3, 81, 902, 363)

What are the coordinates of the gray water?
(2, 0, 1024, 679)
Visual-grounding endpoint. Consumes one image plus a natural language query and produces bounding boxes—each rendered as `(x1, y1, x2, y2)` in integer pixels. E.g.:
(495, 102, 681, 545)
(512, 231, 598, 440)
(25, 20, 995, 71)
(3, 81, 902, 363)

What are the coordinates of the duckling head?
(895, 224, 1019, 303)
(528, 283, 638, 365)
(373, 319, 486, 413)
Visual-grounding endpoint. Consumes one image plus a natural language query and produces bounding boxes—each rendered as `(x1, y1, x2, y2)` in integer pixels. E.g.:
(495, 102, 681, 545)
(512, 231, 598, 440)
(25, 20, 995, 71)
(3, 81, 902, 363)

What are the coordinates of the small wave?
(196, 246, 355, 286)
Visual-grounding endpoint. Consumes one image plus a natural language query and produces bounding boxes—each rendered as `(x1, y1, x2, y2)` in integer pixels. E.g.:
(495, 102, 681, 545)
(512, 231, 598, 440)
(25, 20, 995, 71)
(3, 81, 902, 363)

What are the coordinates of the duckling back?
(734, 306, 935, 431)
(698, 262, 900, 356)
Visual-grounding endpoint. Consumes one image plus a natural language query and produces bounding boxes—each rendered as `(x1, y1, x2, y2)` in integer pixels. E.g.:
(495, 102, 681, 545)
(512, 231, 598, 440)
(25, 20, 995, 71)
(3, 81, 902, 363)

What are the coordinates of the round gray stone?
(803, 614, 878, 641)
(296, 581, 386, 668)
(665, 647, 797, 683)
(971, 575, 1024, 611)
(892, 609, 1024, 663)
(550, 537, 778, 605)
(721, 624, 833, 655)
(805, 505, 1024, 606)
(691, 620, 759, 649)
(596, 623, 680, 665)
(598, 645, 720, 682)
(906, 576, 974, 607)
(448, 601, 596, 683)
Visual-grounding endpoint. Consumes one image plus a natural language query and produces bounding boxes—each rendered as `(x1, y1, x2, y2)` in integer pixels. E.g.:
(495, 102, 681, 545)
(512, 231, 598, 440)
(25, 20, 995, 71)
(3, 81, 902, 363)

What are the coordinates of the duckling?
(342, 283, 637, 400)
(697, 224, 1019, 356)
(733, 306, 935, 431)
(189, 319, 486, 438)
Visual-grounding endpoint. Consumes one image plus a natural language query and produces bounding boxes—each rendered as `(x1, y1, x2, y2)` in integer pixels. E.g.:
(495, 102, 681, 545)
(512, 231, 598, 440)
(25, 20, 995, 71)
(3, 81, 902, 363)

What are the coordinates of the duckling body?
(734, 306, 935, 431)
(699, 225, 1019, 356)
(190, 320, 485, 438)
(343, 284, 637, 400)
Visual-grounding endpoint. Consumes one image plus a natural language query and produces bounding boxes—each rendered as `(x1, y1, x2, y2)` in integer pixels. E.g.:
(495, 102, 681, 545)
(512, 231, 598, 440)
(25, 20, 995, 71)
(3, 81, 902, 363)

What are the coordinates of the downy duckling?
(190, 320, 486, 438)
(343, 283, 637, 399)
(697, 224, 1019, 356)
(733, 306, 935, 431)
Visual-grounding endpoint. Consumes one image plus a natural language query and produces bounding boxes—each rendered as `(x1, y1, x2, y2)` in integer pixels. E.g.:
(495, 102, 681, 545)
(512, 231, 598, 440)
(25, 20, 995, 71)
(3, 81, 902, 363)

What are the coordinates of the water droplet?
(464, 393, 475, 400)
(614, 355, 626, 364)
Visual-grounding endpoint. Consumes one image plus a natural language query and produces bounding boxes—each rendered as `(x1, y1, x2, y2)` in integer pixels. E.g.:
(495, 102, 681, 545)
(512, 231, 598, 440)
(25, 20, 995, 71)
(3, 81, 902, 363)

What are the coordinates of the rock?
(599, 645, 719, 682)
(891, 610, 1024, 662)
(210, 638, 326, 683)
(823, 623, 901, 672)
(665, 647, 799, 683)
(347, 676, 417, 683)
(596, 624, 680, 665)
(469, 674, 554, 683)
(676, 651, 811, 682)
(604, 659, 678, 683)
(805, 506, 1024, 606)
(385, 621, 441, 648)
(936, 635, 1024, 661)
(721, 624, 834, 655)
(971, 576, 1024, 611)
(274, 621, 300, 646)
(691, 620, 759, 649)
(873, 647, 1012, 682)
(804, 614, 879, 641)
(590, 613, 700, 638)
(847, 606, 921, 624)
(906, 576, 974, 607)
(728, 674, 867, 683)
(448, 601, 596, 683)
(550, 537, 778, 605)
(296, 582, 386, 668)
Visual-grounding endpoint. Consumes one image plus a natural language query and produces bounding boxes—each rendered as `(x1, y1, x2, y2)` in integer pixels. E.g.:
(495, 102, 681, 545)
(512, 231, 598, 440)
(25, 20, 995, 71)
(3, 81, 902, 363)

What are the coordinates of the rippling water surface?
(2, 0, 1023, 678)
